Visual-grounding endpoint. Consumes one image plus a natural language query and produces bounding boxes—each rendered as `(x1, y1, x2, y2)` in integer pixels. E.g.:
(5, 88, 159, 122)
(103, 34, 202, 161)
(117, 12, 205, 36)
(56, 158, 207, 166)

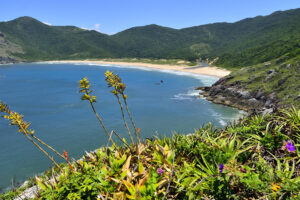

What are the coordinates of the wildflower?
(271, 183, 281, 192)
(63, 150, 69, 161)
(219, 163, 224, 173)
(157, 168, 164, 175)
(63, 150, 73, 171)
(285, 141, 296, 152)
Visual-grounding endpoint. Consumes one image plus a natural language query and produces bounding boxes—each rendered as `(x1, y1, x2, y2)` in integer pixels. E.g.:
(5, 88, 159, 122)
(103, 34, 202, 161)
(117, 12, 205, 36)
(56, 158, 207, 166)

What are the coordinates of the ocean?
(0, 63, 244, 191)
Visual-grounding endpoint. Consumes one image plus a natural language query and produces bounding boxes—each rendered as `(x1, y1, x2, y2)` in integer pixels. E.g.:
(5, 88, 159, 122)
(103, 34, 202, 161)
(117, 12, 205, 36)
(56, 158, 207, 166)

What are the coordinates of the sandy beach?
(48, 60, 231, 78)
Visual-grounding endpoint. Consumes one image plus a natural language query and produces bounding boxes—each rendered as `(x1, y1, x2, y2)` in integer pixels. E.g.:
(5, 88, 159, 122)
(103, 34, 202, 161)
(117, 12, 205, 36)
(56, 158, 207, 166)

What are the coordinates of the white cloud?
(94, 24, 101, 32)
(43, 22, 52, 26)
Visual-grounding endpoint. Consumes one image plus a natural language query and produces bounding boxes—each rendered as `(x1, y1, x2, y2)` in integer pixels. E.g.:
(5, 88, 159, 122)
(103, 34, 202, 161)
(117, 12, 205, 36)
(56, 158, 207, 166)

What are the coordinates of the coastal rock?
(238, 90, 251, 99)
(13, 185, 39, 200)
(269, 92, 277, 101)
(264, 69, 276, 82)
(0, 56, 17, 64)
(264, 99, 274, 108)
(248, 98, 260, 107)
(255, 90, 264, 100)
(262, 108, 274, 116)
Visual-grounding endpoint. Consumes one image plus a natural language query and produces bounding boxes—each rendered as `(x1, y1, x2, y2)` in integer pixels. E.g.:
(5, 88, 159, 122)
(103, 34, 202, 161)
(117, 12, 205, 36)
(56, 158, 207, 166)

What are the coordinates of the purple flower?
(286, 142, 296, 152)
(219, 163, 224, 173)
(157, 168, 164, 175)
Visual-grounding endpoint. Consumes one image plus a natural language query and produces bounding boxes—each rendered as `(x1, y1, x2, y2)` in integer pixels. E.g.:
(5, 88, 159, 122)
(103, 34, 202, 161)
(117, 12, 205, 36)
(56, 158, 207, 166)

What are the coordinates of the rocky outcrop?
(0, 56, 18, 64)
(197, 76, 279, 114)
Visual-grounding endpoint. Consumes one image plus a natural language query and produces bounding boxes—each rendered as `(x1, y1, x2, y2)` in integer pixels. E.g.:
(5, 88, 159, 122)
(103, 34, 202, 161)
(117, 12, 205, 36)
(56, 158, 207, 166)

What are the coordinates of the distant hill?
(0, 8, 299, 67)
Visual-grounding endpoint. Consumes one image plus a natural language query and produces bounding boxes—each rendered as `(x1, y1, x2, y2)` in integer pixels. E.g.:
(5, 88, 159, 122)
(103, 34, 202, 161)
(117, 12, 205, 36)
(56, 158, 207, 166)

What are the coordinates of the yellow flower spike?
(271, 183, 281, 192)
(79, 77, 98, 103)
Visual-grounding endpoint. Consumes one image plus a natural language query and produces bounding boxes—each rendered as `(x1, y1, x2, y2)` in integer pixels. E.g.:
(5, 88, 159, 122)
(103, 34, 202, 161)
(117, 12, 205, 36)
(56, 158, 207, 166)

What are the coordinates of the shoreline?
(42, 60, 231, 78)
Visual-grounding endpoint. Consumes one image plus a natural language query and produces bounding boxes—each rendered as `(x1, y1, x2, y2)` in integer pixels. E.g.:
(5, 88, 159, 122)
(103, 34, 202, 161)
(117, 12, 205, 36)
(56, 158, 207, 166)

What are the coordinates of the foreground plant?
(104, 70, 139, 144)
(0, 102, 67, 172)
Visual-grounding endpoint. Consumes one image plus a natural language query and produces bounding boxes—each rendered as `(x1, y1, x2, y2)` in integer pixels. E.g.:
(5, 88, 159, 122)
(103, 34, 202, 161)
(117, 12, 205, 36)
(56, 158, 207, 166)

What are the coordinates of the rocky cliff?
(198, 76, 278, 115)
(197, 56, 300, 114)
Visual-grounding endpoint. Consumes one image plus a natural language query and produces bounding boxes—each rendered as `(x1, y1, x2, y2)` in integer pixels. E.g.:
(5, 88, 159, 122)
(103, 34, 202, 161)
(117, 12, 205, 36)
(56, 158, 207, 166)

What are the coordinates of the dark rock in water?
(0, 32, 4, 37)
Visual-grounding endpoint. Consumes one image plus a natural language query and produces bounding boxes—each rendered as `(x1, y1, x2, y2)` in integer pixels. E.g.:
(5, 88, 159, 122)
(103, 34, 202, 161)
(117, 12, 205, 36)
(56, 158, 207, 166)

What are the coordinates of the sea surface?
(0, 63, 244, 191)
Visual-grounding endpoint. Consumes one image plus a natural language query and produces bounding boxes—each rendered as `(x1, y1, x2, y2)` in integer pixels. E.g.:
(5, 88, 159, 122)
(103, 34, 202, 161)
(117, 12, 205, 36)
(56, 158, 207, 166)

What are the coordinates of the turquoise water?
(0, 63, 244, 191)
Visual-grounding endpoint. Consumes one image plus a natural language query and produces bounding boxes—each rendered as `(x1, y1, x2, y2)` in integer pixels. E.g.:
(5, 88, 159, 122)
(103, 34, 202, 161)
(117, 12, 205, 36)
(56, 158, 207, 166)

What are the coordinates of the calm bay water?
(0, 63, 244, 190)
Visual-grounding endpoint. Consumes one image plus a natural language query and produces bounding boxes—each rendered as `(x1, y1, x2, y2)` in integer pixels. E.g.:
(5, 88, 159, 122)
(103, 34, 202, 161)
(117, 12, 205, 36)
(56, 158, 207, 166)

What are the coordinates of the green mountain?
(0, 17, 121, 61)
(0, 8, 299, 67)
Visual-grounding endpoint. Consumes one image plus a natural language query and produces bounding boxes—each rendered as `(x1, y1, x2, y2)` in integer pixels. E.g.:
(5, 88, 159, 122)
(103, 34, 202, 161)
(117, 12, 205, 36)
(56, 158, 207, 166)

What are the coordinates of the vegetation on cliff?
(1, 72, 299, 199)
(201, 54, 300, 113)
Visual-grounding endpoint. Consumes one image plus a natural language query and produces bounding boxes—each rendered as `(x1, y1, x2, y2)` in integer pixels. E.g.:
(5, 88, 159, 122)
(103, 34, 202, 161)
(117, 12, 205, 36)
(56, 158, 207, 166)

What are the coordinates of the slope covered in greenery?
(225, 54, 300, 108)
(0, 8, 299, 67)
(0, 17, 121, 61)
(1, 108, 299, 199)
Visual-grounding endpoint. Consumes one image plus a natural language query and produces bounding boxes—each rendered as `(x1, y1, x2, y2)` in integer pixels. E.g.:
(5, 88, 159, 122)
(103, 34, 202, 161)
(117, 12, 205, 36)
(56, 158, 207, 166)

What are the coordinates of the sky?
(0, 0, 299, 35)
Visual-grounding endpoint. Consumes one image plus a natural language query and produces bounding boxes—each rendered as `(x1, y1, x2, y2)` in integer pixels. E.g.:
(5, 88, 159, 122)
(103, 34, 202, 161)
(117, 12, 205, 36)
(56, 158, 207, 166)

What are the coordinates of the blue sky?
(0, 0, 299, 34)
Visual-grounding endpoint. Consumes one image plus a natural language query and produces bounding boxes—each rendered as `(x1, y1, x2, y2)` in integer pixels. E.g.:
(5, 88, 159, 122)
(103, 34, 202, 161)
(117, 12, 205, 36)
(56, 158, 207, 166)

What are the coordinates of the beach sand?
(49, 60, 231, 78)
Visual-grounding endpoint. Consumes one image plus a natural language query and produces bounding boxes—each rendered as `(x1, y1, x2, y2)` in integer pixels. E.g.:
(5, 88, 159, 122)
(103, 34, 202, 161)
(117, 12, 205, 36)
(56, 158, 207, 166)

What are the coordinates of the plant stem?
(89, 101, 114, 144)
(112, 130, 130, 148)
(122, 94, 140, 144)
(32, 135, 66, 160)
(25, 133, 63, 173)
(162, 151, 175, 200)
(116, 94, 134, 144)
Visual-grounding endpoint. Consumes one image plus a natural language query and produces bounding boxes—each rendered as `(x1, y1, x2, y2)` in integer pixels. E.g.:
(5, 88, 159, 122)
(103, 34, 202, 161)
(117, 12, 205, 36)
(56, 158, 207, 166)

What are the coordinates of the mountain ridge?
(0, 8, 299, 67)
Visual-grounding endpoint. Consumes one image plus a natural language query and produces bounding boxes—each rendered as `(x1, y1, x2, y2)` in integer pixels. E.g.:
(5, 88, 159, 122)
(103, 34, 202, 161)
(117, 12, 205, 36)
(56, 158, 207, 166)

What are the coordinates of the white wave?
(171, 89, 203, 101)
(218, 119, 227, 126)
(210, 108, 247, 127)
(36, 61, 219, 86)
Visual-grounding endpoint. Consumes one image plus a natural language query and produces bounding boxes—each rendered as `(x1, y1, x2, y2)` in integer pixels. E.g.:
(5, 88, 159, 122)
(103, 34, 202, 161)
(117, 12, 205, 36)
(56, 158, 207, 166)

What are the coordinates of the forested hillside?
(0, 8, 299, 68)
